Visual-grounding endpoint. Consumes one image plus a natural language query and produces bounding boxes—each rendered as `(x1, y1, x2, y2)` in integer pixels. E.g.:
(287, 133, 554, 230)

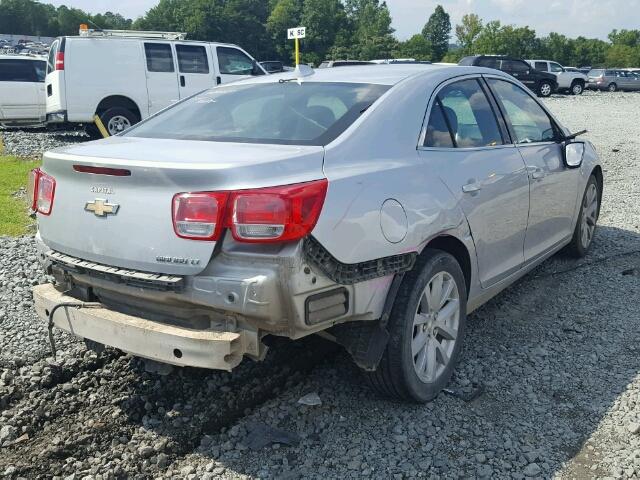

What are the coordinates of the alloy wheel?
(540, 83, 552, 96)
(107, 115, 132, 135)
(581, 183, 598, 249)
(411, 271, 460, 383)
(572, 83, 583, 95)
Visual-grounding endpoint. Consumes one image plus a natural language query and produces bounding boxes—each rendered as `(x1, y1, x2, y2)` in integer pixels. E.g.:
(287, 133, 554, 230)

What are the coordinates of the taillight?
(55, 51, 64, 70)
(28, 168, 56, 215)
(172, 192, 228, 240)
(172, 179, 328, 243)
(229, 179, 328, 243)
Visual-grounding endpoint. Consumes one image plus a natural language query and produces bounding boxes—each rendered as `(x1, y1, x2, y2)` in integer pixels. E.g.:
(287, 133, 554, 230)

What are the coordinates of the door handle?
(216, 76, 222, 85)
(180, 75, 185, 87)
(528, 166, 546, 180)
(462, 182, 482, 193)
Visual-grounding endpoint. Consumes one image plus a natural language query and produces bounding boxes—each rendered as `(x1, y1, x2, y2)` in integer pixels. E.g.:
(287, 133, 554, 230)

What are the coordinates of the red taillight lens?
(172, 192, 228, 240)
(55, 51, 64, 71)
(229, 179, 328, 242)
(173, 180, 328, 243)
(29, 169, 56, 215)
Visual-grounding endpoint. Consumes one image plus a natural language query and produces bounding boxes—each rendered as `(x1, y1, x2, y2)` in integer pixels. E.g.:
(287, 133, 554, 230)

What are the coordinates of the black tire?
(538, 81, 553, 97)
(366, 249, 467, 403)
(564, 175, 600, 258)
(607, 83, 617, 92)
(571, 81, 584, 95)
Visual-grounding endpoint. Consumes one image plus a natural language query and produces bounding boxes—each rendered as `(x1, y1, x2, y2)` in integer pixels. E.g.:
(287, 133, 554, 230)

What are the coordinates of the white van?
(0, 54, 46, 125)
(45, 29, 267, 136)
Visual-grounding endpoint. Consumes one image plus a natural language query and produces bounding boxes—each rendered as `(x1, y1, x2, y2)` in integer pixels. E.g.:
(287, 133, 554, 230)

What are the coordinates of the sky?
(45, 0, 640, 41)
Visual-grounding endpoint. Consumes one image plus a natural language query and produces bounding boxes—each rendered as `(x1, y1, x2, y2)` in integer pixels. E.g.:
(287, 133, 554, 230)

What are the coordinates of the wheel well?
(571, 78, 585, 86)
(423, 235, 472, 294)
(591, 165, 603, 205)
(95, 96, 141, 121)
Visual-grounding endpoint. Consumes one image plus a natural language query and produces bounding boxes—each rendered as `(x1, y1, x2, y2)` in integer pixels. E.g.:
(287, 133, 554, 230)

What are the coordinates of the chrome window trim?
(417, 73, 514, 151)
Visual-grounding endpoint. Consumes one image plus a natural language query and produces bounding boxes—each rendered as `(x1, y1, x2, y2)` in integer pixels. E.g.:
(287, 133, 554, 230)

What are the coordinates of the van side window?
(144, 43, 175, 73)
(176, 45, 209, 74)
(488, 79, 559, 144)
(217, 47, 255, 75)
(34, 61, 46, 82)
(0, 60, 37, 82)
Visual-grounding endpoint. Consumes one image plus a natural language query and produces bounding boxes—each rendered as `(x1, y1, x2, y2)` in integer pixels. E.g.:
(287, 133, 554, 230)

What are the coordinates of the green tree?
(300, 0, 347, 65)
(608, 29, 640, 47)
(455, 13, 482, 55)
(422, 5, 450, 61)
(342, 0, 396, 60)
(267, 0, 303, 62)
(395, 34, 431, 60)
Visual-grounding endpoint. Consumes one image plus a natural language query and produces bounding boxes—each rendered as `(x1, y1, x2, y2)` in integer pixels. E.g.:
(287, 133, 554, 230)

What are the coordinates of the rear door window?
(175, 44, 209, 74)
(477, 57, 499, 69)
(534, 62, 547, 71)
(488, 79, 559, 144)
(144, 43, 175, 72)
(217, 47, 255, 75)
(503, 60, 529, 73)
(0, 59, 37, 82)
(425, 78, 503, 148)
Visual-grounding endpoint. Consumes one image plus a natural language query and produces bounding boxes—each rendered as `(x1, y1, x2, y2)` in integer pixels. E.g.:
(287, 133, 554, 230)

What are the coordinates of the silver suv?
(588, 69, 640, 91)
(31, 65, 602, 402)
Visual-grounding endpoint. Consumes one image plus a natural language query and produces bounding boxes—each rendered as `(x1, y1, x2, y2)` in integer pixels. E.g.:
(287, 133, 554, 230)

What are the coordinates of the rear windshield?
(126, 81, 390, 146)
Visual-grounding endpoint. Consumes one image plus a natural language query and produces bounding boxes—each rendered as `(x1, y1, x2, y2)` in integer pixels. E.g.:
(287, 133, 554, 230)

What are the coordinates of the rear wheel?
(571, 81, 584, 95)
(538, 81, 553, 97)
(608, 83, 617, 92)
(564, 175, 599, 258)
(86, 107, 139, 139)
(366, 249, 467, 403)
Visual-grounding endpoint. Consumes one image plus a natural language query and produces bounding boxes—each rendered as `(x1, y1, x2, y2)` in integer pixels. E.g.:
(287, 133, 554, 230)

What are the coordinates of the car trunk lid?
(37, 136, 325, 275)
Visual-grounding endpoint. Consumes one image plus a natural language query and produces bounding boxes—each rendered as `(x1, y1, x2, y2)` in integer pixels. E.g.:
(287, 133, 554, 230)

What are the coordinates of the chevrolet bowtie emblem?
(85, 199, 119, 217)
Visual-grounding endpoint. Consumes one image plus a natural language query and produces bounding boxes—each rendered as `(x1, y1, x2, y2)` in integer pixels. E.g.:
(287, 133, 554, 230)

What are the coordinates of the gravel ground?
(1, 90, 640, 479)
(0, 127, 87, 158)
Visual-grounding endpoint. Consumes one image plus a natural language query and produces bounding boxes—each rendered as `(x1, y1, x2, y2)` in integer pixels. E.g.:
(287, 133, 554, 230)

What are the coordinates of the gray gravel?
(0, 127, 87, 158)
(0, 90, 639, 479)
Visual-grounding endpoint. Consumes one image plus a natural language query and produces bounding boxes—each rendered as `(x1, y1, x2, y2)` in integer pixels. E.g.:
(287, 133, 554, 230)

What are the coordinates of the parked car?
(587, 69, 640, 91)
(317, 60, 374, 68)
(31, 64, 602, 402)
(458, 55, 558, 97)
(526, 59, 588, 95)
(45, 28, 266, 137)
(260, 60, 293, 73)
(0, 54, 46, 126)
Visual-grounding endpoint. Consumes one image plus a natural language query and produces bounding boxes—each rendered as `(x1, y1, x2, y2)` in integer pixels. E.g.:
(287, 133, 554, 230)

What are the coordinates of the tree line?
(1, 0, 639, 67)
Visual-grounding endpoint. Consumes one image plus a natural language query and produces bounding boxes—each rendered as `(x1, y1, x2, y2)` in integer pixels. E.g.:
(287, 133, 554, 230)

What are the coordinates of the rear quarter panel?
(314, 71, 473, 265)
(65, 39, 148, 122)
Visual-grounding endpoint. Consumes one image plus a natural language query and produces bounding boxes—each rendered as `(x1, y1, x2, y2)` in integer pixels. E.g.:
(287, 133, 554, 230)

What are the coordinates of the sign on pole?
(287, 27, 306, 66)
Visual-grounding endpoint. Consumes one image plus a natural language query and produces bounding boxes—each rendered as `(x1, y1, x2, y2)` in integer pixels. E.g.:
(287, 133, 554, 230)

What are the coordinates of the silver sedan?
(32, 64, 602, 402)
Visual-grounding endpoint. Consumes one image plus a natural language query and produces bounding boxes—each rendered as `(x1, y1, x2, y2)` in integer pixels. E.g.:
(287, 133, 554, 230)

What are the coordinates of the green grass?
(0, 155, 41, 236)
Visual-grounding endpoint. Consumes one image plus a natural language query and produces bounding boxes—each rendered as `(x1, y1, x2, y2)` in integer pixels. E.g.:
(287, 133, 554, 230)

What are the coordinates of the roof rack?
(78, 28, 187, 41)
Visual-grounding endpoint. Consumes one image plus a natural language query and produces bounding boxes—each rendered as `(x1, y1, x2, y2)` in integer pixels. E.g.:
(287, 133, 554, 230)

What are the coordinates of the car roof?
(238, 64, 497, 86)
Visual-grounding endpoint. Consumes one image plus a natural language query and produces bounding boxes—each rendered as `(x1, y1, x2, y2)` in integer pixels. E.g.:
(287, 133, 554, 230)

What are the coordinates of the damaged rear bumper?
(33, 283, 262, 371)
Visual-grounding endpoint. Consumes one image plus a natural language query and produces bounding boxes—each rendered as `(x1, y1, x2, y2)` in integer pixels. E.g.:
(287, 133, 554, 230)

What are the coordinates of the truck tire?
(86, 107, 139, 139)
(538, 81, 553, 97)
(571, 81, 584, 95)
(564, 175, 600, 258)
(366, 249, 467, 403)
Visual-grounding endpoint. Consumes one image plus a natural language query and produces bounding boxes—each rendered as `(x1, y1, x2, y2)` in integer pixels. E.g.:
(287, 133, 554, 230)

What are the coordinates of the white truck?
(0, 54, 46, 126)
(526, 59, 588, 95)
(45, 29, 267, 136)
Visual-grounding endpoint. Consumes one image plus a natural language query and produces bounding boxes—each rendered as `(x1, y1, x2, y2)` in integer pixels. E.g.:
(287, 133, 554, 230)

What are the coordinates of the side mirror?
(564, 141, 585, 168)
